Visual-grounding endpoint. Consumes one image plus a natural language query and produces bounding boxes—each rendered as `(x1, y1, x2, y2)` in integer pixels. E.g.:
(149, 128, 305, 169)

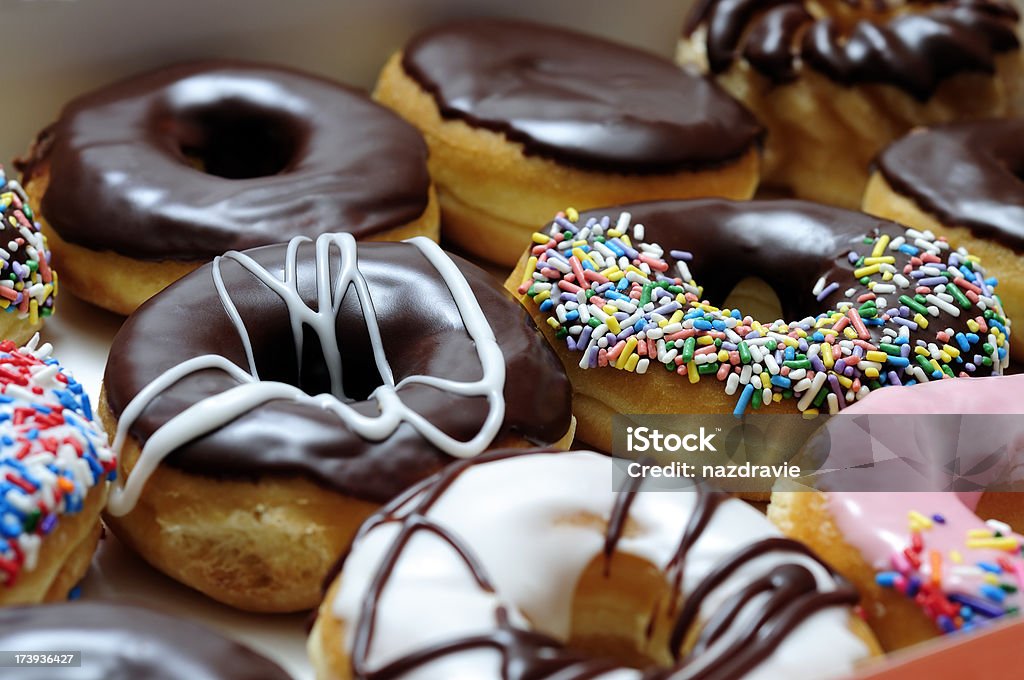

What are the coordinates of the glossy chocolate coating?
(0, 602, 290, 680)
(686, 0, 1020, 101)
(875, 119, 1024, 252)
(564, 198, 1001, 374)
(401, 18, 762, 173)
(18, 61, 432, 261)
(103, 240, 572, 503)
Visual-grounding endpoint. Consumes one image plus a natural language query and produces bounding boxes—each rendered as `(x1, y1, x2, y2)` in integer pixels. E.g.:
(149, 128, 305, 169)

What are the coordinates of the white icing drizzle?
(107, 234, 506, 517)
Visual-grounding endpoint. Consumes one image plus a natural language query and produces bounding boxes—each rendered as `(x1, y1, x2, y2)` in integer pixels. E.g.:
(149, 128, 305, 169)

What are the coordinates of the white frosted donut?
(310, 450, 880, 679)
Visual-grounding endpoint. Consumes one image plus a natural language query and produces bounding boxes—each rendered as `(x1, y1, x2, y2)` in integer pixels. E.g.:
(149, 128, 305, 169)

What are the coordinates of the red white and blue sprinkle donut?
(0, 335, 114, 605)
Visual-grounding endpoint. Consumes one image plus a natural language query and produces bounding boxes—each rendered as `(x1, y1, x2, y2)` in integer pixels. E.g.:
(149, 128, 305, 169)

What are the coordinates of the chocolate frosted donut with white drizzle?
(678, 1, 1024, 208)
(310, 450, 881, 679)
(99, 233, 574, 613)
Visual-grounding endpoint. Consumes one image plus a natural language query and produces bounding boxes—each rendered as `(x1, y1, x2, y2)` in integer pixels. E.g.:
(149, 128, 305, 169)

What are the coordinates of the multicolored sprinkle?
(0, 336, 115, 587)
(518, 209, 1011, 416)
(874, 511, 1022, 634)
(0, 166, 56, 324)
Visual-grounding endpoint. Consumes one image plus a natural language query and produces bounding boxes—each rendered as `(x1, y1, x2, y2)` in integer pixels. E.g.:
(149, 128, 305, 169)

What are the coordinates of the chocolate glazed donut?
(677, 1, 1023, 208)
(0, 602, 290, 680)
(99, 234, 574, 612)
(17, 60, 439, 314)
(686, 0, 1020, 100)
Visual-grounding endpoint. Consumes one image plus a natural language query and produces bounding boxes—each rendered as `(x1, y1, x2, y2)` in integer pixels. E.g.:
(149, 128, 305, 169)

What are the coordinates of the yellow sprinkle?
(822, 343, 834, 369)
(521, 256, 538, 286)
(565, 207, 579, 222)
(614, 337, 638, 370)
(914, 346, 930, 356)
(535, 290, 551, 304)
(760, 373, 771, 390)
(607, 229, 622, 238)
(853, 264, 880, 278)
(864, 367, 880, 379)
(600, 266, 620, 277)
(914, 313, 929, 329)
(624, 353, 640, 372)
(863, 256, 895, 265)
(572, 247, 594, 266)
(602, 304, 617, 315)
(0, 300, 9, 310)
(908, 511, 933, 529)
(606, 271, 624, 282)
(668, 310, 684, 326)
(882, 271, 894, 282)
(984, 573, 1000, 586)
(620, 235, 632, 247)
(871, 235, 890, 258)
(531, 232, 550, 245)
(865, 351, 888, 363)
(772, 392, 783, 403)
(966, 537, 1019, 550)
(803, 408, 819, 418)
(717, 350, 729, 363)
(546, 317, 560, 329)
(939, 351, 952, 363)
(697, 336, 714, 346)
(782, 337, 799, 348)
(572, 239, 587, 247)
(950, 550, 963, 564)
(843, 327, 858, 340)
(29, 300, 38, 326)
(625, 265, 646, 277)
(967, 319, 980, 333)
(687, 361, 699, 384)
(836, 375, 853, 389)
(943, 344, 961, 358)
(930, 359, 942, 374)
(968, 529, 995, 537)
(606, 316, 622, 335)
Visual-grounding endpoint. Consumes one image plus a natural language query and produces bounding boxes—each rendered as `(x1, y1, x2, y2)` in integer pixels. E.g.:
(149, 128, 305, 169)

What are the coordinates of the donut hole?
(721, 277, 784, 323)
(295, 325, 386, 403)
(176, 107, 300, 179)
(568, 550, 676, 670)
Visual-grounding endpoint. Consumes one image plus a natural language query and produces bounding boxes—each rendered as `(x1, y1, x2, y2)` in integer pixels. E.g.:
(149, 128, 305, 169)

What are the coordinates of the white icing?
(107, 234, 506, 517)
(329, 452, 870, 680)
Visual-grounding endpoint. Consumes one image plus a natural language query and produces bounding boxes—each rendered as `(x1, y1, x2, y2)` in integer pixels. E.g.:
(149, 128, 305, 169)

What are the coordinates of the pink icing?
(824, 376, 1024, 630)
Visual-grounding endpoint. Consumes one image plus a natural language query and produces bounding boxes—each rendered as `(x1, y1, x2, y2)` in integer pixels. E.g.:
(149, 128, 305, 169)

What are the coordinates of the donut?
(0, 602, 290, 679)
(770, 375, 1024, 650)
(374, 18, 762, 267)
(0, 167, 57, 344)
(16, 60, 439, 315)
(0, 336, 115, 605)
(505, 200, 1011, 455)
(99, 233, 574, 612)
(864, 119, 1024, 359)
(310, 449, 881, 679)
(678, 1, 1023, 208)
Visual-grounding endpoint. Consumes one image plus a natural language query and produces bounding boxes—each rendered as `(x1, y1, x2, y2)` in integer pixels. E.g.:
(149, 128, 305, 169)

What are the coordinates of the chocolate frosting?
(0, 602, 290, 680)
(401, 18, 762, 173)
(336, 449, 856, 680)
(875, 119, 1024, 252)
(563, 199, 1004, 376)
(103, 240, 572, 504)
(685, 0, 1020, 101)
(17, 61, 432, 261)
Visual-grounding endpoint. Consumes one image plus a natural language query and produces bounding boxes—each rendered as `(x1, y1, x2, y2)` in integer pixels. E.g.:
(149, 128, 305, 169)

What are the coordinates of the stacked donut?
(2, 6, 1024, 680)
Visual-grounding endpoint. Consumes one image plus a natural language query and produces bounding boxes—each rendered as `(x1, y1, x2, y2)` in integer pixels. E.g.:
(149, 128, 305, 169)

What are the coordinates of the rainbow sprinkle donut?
(0, 336, 114, 604)
(0, 166, 56, 343)
(506, 199, 1011, 452)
